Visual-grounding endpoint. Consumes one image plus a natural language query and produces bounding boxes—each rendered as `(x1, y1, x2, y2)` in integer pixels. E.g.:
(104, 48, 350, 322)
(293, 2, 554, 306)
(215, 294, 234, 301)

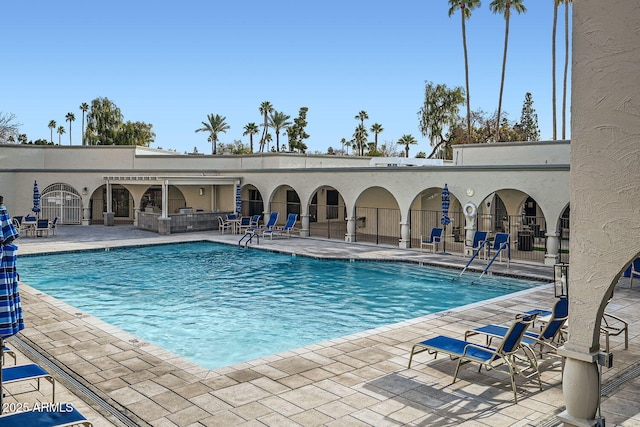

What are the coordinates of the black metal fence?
(355, 207, 401, 245)
(238, 199, 570, 264)
(308, 203, 347, 240)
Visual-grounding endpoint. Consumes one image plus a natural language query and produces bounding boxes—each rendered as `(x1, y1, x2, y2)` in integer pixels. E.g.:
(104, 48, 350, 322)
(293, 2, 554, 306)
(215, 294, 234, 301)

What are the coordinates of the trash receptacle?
(518, 231, 533, 251)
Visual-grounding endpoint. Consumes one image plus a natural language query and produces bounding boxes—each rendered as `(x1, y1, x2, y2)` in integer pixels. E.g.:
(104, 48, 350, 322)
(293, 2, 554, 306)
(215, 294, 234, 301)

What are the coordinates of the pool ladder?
(238, 231, 259, 247)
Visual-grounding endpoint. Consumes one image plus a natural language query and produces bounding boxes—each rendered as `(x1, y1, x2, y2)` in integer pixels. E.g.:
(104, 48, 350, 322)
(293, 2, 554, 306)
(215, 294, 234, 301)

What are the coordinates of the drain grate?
(10, 336, 142, 427)
(536, 361, 640, 427)
(601, 361, 640, 396)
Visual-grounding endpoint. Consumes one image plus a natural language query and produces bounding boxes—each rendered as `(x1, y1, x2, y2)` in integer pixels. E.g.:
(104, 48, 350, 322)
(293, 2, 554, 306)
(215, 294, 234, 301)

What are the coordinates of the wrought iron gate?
(41, 183, 82, 224)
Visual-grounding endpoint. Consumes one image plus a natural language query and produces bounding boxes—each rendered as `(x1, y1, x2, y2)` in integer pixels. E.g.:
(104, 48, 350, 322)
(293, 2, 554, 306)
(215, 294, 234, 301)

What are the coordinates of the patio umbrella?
(441, 184, 451, 254)
(0, 202, 23, 407)
(32, 180, 41, 218)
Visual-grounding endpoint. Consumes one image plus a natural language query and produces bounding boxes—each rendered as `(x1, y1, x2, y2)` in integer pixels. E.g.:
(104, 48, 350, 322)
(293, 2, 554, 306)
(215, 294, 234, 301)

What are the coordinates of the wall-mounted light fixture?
(82, 187, 88, 195)
(199, 188, 204, 196)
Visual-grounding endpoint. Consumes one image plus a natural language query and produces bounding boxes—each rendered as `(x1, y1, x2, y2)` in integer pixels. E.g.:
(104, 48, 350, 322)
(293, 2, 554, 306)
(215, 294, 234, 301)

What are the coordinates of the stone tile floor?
(2, 225, 638, 426)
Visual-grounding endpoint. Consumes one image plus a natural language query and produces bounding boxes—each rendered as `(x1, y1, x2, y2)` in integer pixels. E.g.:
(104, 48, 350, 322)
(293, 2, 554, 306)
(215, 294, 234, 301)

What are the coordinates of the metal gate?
(41, 183, 82, 224)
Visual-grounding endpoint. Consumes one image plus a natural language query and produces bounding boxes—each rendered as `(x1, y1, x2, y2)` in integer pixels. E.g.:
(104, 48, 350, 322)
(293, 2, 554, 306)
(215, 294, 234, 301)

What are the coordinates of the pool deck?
(5, 225, 639, 426)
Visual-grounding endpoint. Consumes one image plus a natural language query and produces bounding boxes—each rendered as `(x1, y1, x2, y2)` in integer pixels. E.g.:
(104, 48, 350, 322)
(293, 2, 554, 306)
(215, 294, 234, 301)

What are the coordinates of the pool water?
(18, 242, 541, 370)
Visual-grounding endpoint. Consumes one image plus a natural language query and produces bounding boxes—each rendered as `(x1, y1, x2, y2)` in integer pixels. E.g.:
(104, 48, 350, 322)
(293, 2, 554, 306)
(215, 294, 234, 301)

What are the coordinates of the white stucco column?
(103, 180, 114, 226)
(82, 195, 90, 226)
(463, 203, 477, 256)
(161, 180, 169, 219)
(345, 217, 356, 242)
(399, 222, 410, 248)
(300, 214, 310, 237)
(558, 1, 640, 426)
(544, 231, 559, 265)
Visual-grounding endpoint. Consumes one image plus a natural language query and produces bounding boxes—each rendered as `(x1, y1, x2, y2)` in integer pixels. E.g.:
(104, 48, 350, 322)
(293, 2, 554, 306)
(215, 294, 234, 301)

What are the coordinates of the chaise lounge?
(408, 313, 541, 403)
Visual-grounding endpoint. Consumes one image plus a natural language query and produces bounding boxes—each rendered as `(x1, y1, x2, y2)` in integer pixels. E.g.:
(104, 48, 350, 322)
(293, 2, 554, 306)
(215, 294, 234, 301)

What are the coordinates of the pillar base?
(103, 212, 114, 226)
(556, 410, 599, 427)
(345, 234, 355, 243)
(398, 239, 410, 249)
(158, 217, 172, 235)
(545, 254, 559, 266)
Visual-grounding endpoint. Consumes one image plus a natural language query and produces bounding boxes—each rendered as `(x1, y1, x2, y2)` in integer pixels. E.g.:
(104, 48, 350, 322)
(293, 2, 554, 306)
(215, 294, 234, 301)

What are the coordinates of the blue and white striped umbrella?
(32, 180, 41, 216)
(441, 184, 451, 226)
(0, 204, 23, 407)
(0, 205, 23, 339)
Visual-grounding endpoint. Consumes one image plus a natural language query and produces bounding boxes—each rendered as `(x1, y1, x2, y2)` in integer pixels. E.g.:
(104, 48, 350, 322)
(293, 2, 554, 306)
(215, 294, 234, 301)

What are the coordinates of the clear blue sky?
(3, 1, 571, 155)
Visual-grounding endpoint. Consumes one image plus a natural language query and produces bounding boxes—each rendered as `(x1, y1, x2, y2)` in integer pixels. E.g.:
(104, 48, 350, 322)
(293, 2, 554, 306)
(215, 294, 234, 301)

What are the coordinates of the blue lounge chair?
(263, 213, 297, 239)
(248, 212, 278, 233)
(420, 227, 442, 253)
(0, 406, 92, 426)
(50, 216, 60, 236)
(464, 230, 489, 259)
(488, 232, 510, 261)
(466, 297, 569, 357)
(2, 346, 17, 365)
(408, 313, 541, 403)
(629, 258, 640, 289)
(2, 363, 56, 402)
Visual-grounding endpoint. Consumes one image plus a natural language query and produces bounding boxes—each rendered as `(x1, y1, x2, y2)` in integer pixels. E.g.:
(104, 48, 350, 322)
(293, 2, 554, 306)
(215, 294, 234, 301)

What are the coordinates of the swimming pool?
(18, 242, 542, 370)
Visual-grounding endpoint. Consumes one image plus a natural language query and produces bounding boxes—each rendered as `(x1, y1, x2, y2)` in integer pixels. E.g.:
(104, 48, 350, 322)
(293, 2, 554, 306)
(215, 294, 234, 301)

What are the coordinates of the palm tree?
(268, 111, 292, 152)
(243, 123, 260, 153)
(258, 101, 273, 152)
(449, 0, 481, 144)
(490, 0, 527, 141)
(397, 134, 418, 158)
(65, 112, 75, 145)
(195, 114, 230, 154)
(369, 123, 384, 151)
(561, 0, 572, 139)
(352, 124, 368, 156)
(57, 125, 65, 145)
(48, 120, 56, 143)
(354, 110, 369, 127)
(80, 102, 89, 145)
(340, 138, 349, 155)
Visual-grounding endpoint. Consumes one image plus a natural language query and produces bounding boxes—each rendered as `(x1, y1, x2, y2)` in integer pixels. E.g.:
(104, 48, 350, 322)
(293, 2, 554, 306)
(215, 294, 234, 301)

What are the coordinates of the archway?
(40, 183, 82, 224)
(354, 187, 400, 246)
(308, 186, 346, 240)
(409, 187, 463, 250)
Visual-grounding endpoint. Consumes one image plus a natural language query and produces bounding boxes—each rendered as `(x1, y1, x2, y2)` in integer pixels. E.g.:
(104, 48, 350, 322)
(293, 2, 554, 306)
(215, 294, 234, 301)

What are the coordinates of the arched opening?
(309, 186, 346, 240)
(355, 187, 400, 246)
(40, 183, 82, 224)
(268, 185, 300, 227)
(240, 184, 264, 219)
(409, 187, 463, 250)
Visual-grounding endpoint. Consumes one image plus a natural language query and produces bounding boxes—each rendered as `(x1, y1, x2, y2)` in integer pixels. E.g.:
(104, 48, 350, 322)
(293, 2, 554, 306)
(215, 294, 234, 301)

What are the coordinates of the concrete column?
(463, 204, 477, 256)
(558, 358, 600, 425)
(161, 181, 169, 218)
(558, 1, 640, 425)
(300, 214, 310, 237)
(158, 217, 172, 235)
(399, 222, 410, 249)
(345, 217, 356, 242)
(545, 231, 559, 266)
(82, 206, 90, 226)
(104, 180, 113, 226)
